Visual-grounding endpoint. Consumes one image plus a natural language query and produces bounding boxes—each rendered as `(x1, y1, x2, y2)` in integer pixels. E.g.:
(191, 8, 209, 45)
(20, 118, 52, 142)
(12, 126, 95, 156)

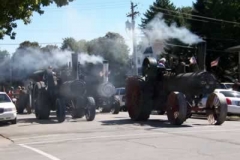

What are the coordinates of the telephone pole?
(126, 1, 139, 75)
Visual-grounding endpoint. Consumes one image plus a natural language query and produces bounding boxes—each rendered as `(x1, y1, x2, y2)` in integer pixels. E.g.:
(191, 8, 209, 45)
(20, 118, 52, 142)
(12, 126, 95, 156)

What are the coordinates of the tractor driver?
(43, 66, 56, 90)
(157, 58, 166, 68)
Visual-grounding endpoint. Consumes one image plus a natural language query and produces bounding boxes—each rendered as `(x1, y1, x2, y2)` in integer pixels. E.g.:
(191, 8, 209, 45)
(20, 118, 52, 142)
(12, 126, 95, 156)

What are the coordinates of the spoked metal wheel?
(167, 92, 187, 125)
(206, 93, 227, 125)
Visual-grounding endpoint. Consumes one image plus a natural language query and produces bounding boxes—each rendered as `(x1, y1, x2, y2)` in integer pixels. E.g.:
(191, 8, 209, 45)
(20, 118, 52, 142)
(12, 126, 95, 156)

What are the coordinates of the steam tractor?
(126, 42, 227, 125)
(81, 60, 120, 114)
(27, 53, 96, 122)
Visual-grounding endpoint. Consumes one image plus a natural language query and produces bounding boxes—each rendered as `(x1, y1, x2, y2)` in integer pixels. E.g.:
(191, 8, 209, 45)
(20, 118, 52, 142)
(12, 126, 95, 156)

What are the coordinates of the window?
(119, 89, 125, 95)
(219, 91, 240, 98)
(0, 94, 11, 103)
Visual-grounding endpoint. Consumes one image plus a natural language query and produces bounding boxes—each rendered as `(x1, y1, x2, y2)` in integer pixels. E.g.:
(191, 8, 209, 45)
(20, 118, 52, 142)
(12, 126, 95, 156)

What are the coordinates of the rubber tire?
(126, 76, 153, 121)
(35, 89, 50, 120)
(72, 98, 85, 119)
(11, 118, 17, 124)
(85, 97, 96, 121)
(56, 98, 66, 123)
(167, 92, 187, 125)
(110, 98, 120, 114)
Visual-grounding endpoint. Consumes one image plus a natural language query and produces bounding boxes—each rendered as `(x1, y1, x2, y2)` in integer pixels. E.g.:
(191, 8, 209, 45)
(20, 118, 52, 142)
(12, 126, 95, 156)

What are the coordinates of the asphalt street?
(1, 112, 240, 160)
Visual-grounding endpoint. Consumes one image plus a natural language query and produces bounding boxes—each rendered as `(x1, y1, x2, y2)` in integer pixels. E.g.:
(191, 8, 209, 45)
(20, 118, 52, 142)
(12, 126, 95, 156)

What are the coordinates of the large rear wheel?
(35, 89, 50, 120)
(126, 76, 153, 121)
(167, 92, 187, 125)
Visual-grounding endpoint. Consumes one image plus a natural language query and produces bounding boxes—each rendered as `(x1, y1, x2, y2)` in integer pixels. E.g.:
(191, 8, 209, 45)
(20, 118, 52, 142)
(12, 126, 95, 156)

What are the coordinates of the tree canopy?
(0, 0, 74, 40)
(191, 0, 240, 80)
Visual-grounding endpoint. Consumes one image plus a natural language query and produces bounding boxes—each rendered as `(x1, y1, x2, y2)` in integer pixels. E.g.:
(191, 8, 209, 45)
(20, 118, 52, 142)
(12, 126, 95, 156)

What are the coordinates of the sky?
(0, 0, 196, 55)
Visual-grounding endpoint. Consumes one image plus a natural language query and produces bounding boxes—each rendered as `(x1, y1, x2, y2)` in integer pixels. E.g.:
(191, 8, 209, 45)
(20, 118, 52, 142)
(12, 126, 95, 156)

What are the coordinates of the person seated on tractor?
(157, 58, 166, 69)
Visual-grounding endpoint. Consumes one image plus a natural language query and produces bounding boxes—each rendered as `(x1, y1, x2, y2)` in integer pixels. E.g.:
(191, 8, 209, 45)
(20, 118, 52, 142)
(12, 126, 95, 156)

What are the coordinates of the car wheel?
(11, 118, 17, 124)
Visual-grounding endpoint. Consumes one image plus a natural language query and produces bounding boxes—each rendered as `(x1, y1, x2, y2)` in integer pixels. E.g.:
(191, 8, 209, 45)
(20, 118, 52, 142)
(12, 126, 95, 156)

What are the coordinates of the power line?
(162, 12, 209, 23)
(153, 6, 240, 26)
(0, 42, 62, 46)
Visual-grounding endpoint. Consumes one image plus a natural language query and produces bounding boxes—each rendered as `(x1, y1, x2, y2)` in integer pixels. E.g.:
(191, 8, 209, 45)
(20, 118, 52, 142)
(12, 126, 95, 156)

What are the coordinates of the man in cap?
(157, 58, 166, 68)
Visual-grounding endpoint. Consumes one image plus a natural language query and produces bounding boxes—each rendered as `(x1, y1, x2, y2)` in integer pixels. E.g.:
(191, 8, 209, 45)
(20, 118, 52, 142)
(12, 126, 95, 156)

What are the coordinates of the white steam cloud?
(78, 53, 104, 65)
(139, 13, 203, 55)
(9, 47, 104, 80)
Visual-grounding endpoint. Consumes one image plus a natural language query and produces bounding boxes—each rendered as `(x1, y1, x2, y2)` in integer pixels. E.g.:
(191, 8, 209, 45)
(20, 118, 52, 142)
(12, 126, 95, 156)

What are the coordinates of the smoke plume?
(140, 13, 203, 54)
(78, 53, 103, 65)
(8, 47, 104, 81)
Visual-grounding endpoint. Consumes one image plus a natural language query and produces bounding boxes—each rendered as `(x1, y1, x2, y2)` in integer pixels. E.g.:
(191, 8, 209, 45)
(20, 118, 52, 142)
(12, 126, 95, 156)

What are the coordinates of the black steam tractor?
(81, 60, 120, 114)
(126, 42, 227, 125)
(27, 53, 96, 122)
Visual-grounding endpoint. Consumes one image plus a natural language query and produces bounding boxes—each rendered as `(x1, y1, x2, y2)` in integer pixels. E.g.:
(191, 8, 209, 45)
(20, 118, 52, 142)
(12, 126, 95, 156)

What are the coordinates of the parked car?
(220, 82, 234, 90)
(214, 89, 240, 115)
(0, 92, 17, 124)
(192, 89, 240, 116)
(115, 87, 126, 111)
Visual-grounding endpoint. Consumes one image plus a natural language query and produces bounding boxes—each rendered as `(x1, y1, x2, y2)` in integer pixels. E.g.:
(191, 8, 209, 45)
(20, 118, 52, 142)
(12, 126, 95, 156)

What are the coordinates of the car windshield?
(120, 89, 125, 95)
(0, 94, 11, 103)
(219, 91, 240, 98)
(225, 84, 233, 88)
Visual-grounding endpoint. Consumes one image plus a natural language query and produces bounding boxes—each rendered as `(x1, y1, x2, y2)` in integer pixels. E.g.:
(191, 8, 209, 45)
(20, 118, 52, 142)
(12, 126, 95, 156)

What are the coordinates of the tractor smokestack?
(197, 41, 207, 71)
(103, 60, 109, 83)
(72, 53, 78, 80)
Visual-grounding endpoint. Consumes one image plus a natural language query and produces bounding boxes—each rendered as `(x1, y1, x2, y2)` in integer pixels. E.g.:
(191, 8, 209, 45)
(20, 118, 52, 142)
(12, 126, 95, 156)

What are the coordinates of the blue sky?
(0, 0, 196, 54)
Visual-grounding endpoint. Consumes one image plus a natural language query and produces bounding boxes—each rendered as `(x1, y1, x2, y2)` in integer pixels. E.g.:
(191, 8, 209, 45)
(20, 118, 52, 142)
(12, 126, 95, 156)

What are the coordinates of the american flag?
(211, 57, 220, 67)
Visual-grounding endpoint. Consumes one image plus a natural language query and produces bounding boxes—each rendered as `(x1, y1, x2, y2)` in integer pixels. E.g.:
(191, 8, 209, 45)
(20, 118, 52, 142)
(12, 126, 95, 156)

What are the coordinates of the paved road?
(1, 112, 240, 160)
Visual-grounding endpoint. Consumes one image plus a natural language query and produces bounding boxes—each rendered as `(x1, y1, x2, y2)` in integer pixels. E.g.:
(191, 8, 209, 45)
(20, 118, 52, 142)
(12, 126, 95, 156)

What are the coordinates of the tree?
(41, 45, 59, 53)
(0, 50, 10, 60)
(17, 41, 41, 50)
(0, 0, 74, 40)
(61, 37, 88, 53)
(87, 32, 130, 87)
(140, 0, 194, 61)
(140, 0, 177, 29)
(191, 0, 240, 79)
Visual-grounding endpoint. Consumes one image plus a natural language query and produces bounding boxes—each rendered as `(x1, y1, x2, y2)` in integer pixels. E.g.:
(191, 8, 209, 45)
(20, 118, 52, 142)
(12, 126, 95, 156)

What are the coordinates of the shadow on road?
(100, 118, 192, 128)
(0, 122, 11, 127)
(17, 117, 63, 124)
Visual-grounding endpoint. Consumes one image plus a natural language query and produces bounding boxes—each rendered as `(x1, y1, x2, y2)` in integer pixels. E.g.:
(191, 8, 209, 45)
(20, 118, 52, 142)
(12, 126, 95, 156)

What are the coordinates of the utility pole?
(126, 1, 139, 76)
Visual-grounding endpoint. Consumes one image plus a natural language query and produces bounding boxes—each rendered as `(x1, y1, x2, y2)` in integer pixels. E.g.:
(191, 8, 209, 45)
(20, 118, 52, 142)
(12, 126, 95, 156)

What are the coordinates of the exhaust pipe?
(71, 53, 78, 80)
(197, 41, 207, 71)
(103, 60, 109, 83)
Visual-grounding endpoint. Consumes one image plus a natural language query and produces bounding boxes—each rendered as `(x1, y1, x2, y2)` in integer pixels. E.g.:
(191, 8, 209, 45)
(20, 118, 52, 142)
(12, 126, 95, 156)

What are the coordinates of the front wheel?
(167, 92, 187, 125)
(11, 118, 17, 124)
(85, 97, 96, 121)
(110, 98, 120, 114)
(206, 92, 227, 125)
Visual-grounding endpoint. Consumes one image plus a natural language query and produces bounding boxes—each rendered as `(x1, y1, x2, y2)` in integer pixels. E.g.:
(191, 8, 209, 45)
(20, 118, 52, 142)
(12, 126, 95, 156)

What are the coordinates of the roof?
(0, 92, 7, 94)
(143, 47, 153, 54)
(225, 45, 240, 52)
